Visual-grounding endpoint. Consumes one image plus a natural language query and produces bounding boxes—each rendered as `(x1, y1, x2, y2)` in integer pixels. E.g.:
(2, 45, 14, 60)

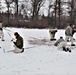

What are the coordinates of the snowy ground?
(0, 27, 76, 75)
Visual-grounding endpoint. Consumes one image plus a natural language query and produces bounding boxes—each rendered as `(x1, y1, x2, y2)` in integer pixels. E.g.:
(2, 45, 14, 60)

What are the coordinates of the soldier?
(49, 29, 57, 41)
(65, 24, 75, 46)
(13, 32, 24, 53)
(0, 21, 5, 41)
(54, 36, 71, 52)
(66, 24, 76, 42)
(72, 25, 76, 40)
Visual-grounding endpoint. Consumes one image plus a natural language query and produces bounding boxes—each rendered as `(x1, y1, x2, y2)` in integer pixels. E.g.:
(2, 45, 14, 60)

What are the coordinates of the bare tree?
(19, 0, 30, 20)
(73, 0, 76, 25)
(48, 0, 54, 25)
(5, 0, 14, 24)
(53, 0, 68, 28)
(67, 0, 74, 24)
(53, 0, 62, 27)
(31, 0, 45, 20)
(0, 0, 2, 21)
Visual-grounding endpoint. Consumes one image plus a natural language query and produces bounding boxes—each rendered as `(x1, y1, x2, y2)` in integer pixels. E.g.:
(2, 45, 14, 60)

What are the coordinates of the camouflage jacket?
(14, 35, 23, 49)
(54, 38, 64, 46)
(65, 26, 72, 36)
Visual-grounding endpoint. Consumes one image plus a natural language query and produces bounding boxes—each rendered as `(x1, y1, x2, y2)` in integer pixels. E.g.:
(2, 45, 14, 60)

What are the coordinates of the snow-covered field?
(0, 27, 76, 75)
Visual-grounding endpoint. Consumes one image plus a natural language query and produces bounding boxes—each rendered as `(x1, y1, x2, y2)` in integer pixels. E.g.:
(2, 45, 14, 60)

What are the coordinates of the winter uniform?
(13, 32, 24, 53)
(0, 21, 4, 41)
(54, 37, 71, 52)
(54, 37, 64, 46)
(49, 29, 57, 41)
(65, 25, 75, 46)
(54, 37, 66, 48)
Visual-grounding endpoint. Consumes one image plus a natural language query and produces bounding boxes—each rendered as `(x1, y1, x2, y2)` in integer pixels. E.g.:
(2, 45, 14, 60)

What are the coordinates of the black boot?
(67, 48, 71, 53)
(63, 47, 67, 52)
(2, 40, 5, 41)
(50, 39, 56, 41)
(67, 39, 70, 42)
(71, 44, 75, 46)
(21, 48, 24, 53)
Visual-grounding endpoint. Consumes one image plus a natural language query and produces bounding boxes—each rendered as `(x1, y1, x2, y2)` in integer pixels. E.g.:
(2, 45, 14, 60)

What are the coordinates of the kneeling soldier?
(49, 29, 57, 41)
(13, 32, 24, 53)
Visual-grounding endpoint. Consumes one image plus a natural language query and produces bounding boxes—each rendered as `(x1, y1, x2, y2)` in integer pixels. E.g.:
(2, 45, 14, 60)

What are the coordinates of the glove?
(13, 42, 16, 45)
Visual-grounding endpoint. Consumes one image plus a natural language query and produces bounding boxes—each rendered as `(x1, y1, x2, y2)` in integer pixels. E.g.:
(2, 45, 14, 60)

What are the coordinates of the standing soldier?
(65, 24, 75, 46)
(13, 32, 24, 53)
(72, 25, 76, 40)
(0, 21, 5, 41)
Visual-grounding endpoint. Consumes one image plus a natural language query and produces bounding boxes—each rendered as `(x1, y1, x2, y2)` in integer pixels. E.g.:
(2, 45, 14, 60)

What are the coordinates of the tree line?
(0, 0, 76, 29)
